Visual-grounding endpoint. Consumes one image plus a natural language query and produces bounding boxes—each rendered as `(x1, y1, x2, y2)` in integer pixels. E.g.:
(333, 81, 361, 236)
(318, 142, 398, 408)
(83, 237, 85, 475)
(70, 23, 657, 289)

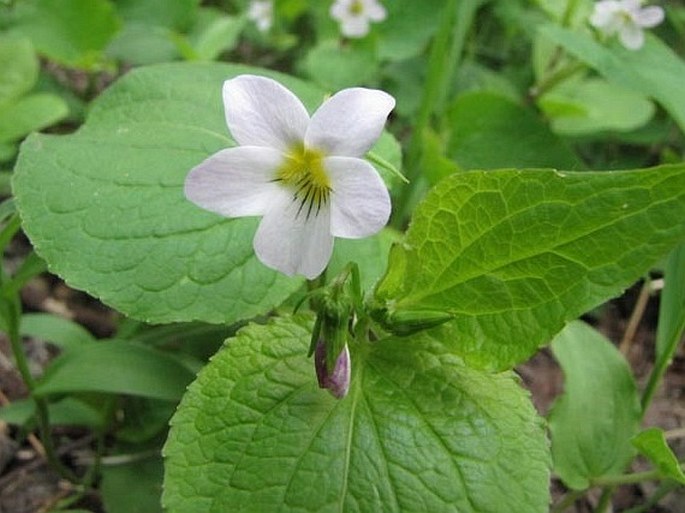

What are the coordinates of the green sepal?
(370, 302, 454, 336)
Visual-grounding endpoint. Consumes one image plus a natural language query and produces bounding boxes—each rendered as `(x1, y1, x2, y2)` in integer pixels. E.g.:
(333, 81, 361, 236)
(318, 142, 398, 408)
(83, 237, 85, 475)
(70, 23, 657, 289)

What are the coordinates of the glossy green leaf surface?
(374, 165, 685, 369)
(13, 63, 400, 324)
(163, 316, 550, 513)
(549, 321, 640, 490)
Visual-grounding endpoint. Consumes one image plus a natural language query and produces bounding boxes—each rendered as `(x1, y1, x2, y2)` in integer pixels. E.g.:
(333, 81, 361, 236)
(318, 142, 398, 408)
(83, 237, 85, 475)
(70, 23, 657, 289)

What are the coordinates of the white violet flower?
(184, 75, 394, 279)
(330, 0, 387, 38)
(589, 0, 665, 50)
(247, 0, 273, 32)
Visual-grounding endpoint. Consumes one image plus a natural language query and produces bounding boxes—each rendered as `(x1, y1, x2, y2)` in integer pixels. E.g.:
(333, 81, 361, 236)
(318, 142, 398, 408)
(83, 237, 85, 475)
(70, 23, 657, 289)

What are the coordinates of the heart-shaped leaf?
(13, 63, 400, 324)
(163, 316, 550, 512)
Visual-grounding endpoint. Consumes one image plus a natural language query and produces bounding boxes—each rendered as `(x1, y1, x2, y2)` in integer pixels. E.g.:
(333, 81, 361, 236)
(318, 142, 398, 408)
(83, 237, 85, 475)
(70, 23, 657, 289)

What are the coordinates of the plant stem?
(619, 277, 651, 355)
(561, 0, 581, 27)
(642, 243, 685, 413)
(0, 217, 80, 482)
(622, 480, 680, 513)
(594, 487, 615, 513)
(591, 469, 662, 487)
(665, 427, 685, 440)
(6, 304, 79, 482)
(391, 0, 483, 228)
(529, 60, 585, 100)
(550, 489, 584, 513)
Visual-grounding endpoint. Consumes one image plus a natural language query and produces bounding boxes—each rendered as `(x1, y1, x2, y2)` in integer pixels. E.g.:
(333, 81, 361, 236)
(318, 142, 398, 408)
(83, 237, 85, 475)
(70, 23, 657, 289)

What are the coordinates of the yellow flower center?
(349, 0, 364, 15)
(276, 145, 331, 219)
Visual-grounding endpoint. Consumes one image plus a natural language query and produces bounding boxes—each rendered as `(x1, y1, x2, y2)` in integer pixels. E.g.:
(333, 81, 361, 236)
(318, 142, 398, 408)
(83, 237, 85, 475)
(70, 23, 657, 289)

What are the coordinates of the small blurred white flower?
(185, 75, 394, 279)
(330, 0, 387, 38)
(247, 0, 273, 32)
(589, 0, 664, 50)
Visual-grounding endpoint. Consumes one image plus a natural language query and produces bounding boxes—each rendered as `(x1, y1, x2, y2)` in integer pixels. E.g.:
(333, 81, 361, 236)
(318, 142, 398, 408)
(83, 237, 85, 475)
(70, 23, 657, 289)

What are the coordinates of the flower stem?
(528, 60, 586, 100)
(1, 214, 79, 483)
(391, 0, 484, 228)
(591, 468, 667, 487)
(622, 480, 680, 513)
(641, 243, 685, 413)
(619, 276, 652, 355)
(561, 0, 581, 27)
(594, 487, 615, 513)
(5, 294, 79, 482)
(550, 489, 584, 513)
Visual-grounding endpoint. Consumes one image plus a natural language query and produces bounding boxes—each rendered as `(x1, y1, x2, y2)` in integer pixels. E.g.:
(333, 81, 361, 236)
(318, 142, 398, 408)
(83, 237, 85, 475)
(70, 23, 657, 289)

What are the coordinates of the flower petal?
(590, 1, 621, 28)
(223, 75, 310, 151)
(635, 6, 664, 28)
(620, 0, 641, 12)
(365, 0, 387, 21)
(326, 156, 391, 238)
(253, 191, 334, 279)
(330, 1, 348, 20)
(619, 23, 644, 50)
(184, 146, 283, 217)
(340, 18, 371, 38)
(305, 88, 395, 158)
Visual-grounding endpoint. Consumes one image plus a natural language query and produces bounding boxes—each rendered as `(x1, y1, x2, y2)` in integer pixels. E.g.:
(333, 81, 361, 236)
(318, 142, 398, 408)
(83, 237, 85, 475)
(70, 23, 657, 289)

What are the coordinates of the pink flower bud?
(315, 341, 351, 399)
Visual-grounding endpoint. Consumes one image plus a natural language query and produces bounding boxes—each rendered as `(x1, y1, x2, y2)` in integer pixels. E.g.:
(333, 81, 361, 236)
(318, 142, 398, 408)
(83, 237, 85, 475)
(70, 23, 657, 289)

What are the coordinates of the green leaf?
(374, 165, 685, 370)
(368, 131, 403, 192)
(3, 250, 47, 295)
(540, 25, 685, 134)
(548, 321, 641, 490)
(656, 243, 685, 364)
(0, 35, 38, 104)
(20, 312, 95, 349)
(33, 340, 195, 401)
(101, 456, 164, 513)
(116, 398, 175, 443)
(0, 396, 105, 428)
(13, 63, 400, 324)
(115, 0, 198, 30)
(163, 316, 550, 513)
(0, 142, 17, 163)
(304, 39, 378, 91)
(539, 77, 655, 135)
(445, 91, 582, 172)
(328, 229, 398, 292)
(186, 8, 245, 61)
(7, 0, 121, 69)
(106, 22, 178, 66)
(632, 428, 685, 485)
(421, 127, 459, 185)
(0, 92, 68, 143)
(377, 0, 446, 61)
(533, 0, 593, 27)
(643, 243, 685, 409)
